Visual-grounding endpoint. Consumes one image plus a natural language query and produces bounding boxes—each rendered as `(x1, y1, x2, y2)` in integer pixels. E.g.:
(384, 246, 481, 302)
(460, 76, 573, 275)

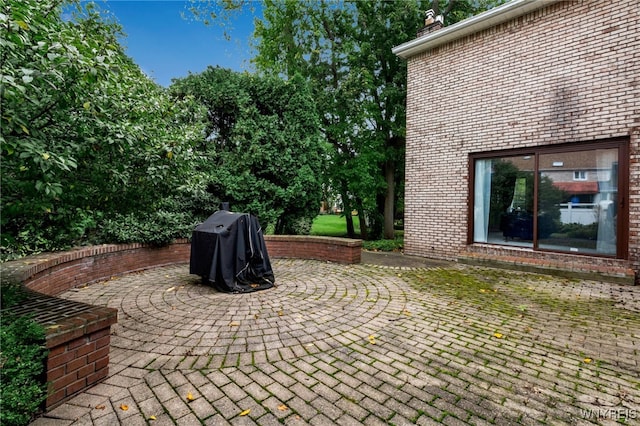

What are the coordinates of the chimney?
(417, 9, 444, 37)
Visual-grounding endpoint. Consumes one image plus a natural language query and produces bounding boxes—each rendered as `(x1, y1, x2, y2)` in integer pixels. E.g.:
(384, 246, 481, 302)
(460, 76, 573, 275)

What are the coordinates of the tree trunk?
(370, 195, 384, 241)
(341, 190, 356, 238)
(345, 214, 355, 238)
(357, 199, 369, 240)
(384, 159, 395, 239)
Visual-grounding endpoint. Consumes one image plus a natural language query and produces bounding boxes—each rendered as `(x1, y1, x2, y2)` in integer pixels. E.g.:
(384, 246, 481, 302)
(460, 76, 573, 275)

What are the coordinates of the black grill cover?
(190, 211, 275, 293)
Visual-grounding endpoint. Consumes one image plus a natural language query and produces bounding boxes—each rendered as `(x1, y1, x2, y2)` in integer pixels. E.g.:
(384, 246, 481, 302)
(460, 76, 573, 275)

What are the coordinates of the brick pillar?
(46, 327, 113, 408)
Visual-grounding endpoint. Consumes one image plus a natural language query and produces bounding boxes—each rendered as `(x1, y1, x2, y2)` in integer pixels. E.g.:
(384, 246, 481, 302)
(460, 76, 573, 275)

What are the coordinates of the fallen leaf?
(278, 310, 284, 316)
(277, 404, 288, 411)
(166, 286, 176, 292)
(366, 298, 377, 302)
(95, 405, 106, 410)
(186, 392, 195, 402)
(583, 358, 592, 364)
(239, 409, 251, 416)
(229, 321, 240, 326)
(403, 309, 411, 316)
(120, 404, 129, 411)
(493, 332, 504, 339)
(148, 415, 156, 420)
(368, 335, 376, 345)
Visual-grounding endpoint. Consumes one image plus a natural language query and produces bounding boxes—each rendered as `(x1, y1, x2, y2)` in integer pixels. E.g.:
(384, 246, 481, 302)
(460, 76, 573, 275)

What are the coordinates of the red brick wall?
(18, 237, 360, 297)
(403, 1, 639, 282)
(264, 235, 362, 264)
(4, 286, 118, 409)
(2, 236, 361, 409)
(23, 241, 192, 296)
(45, 328, 111, 408)
(2, 240, 192, 410)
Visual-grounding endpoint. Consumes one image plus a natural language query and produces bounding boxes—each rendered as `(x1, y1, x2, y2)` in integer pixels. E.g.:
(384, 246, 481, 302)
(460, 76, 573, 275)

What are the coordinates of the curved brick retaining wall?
(264, 235, 362, 264)
(0, 236, 361, 409)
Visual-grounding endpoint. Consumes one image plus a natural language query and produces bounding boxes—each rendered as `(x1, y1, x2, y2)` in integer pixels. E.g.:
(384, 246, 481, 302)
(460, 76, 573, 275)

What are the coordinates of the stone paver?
(30, 259, 640, 425)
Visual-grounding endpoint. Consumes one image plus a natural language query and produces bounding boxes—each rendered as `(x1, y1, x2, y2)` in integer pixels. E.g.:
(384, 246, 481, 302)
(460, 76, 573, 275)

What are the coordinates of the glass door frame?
(468, 138, 629, 259)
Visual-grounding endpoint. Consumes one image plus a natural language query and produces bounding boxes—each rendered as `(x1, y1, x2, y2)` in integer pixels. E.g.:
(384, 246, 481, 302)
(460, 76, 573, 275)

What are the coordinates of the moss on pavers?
(32, 261, 640, 425)
(405, 266, 638, 324)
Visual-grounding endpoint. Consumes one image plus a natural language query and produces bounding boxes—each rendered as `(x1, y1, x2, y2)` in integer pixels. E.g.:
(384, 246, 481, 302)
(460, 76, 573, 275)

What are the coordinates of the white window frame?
(573, 170, 587, 181)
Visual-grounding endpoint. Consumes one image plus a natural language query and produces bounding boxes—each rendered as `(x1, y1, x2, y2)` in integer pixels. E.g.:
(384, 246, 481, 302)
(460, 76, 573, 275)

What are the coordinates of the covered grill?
(190, 210, 275, 293)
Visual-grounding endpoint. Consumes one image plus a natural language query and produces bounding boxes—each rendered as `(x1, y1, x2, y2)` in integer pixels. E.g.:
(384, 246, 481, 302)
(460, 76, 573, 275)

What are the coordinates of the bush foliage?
(170, 68, 329, 234)
(1, 0, 328, 261)
(0, 312, 48, 426)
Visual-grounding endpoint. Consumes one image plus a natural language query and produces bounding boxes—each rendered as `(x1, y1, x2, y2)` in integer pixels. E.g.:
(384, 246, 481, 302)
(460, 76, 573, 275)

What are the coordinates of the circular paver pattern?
(44, 258, 640, 425)
(63, 259, 411, 368)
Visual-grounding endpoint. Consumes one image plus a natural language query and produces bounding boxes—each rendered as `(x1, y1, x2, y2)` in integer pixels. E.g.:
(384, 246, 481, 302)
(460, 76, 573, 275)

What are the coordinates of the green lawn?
(311, 214, 360, 237)
(311, 214, 404, 252)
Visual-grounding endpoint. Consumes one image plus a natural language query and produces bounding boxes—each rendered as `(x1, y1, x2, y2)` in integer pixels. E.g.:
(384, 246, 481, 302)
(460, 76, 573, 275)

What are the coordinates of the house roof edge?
(392, 0, 561, 59)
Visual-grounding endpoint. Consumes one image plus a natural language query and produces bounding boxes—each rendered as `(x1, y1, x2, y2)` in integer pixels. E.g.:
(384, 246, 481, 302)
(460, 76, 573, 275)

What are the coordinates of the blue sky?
(95, 1, 261, 87)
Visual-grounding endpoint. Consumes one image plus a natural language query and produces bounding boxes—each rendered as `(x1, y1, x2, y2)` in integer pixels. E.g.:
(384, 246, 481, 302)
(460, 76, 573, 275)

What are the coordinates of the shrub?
(276, 215, 314, 235)
(0, 282, 27, 310)
(560, 223, 598, 239)
(0, 312, 48, 426)
(537, 213, 558, 239)
(362, 237, 404, 252)
(97, 210, 199, 246)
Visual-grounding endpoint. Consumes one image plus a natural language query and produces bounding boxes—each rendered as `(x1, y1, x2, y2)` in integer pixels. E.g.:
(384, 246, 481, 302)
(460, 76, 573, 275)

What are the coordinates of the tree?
(1, 0, 207, 258)
(252, 0, 505, 240)
(170, 67, 329, 234)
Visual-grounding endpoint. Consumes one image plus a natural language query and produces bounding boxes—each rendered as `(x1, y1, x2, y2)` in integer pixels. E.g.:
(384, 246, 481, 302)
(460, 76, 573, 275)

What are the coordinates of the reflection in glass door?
(473, 155, 534, 247)
(537, 148, 618, 255)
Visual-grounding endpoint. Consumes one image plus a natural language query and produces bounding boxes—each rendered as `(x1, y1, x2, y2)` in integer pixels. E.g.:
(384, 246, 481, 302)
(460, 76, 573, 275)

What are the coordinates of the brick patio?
(30, 258, 640, 425)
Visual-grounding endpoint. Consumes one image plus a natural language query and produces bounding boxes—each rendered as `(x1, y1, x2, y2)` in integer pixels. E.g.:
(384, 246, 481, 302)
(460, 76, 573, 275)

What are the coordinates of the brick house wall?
(397, 1, 639, 282)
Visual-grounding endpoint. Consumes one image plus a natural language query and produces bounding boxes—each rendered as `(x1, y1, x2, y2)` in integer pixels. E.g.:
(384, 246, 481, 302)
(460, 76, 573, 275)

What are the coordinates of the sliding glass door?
(537, 148, 618, 255)
(473, 155, 534, 247)
(471, 139, 627, 258)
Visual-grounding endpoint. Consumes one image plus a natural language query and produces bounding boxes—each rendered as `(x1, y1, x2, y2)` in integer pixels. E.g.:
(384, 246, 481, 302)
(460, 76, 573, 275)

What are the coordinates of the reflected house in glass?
(393, 0, 638, 284)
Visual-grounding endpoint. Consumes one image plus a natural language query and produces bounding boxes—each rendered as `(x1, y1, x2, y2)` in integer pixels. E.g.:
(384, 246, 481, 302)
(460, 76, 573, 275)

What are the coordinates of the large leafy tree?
(252, 0, 414, 239)
(252, 0, 505, 239)
(171, 67, 328, 234)
(1, 0, 207, 258)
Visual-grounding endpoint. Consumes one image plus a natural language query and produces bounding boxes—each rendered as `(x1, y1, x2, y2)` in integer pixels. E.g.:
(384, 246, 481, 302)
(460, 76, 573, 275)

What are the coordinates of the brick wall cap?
(264, 235, 362, 247)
